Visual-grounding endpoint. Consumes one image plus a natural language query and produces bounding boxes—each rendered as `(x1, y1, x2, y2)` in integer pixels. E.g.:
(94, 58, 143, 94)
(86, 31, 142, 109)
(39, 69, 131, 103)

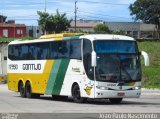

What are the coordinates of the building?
(0, 15, 26, 38)
(26, 26, 42, 38)
(0, 23, 26, 38)
(106, 22, 156, 39)
(69, 20, 156, 39)
(69, 20, 104, 32)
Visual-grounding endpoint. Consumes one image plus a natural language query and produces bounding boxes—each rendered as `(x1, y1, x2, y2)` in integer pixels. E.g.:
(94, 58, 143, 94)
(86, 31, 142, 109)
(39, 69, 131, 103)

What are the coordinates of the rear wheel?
(72, 84, 86, 103)
(109, 98, 123, 104)
(25, 82, 33, 98)
(19, 82, 26, 98)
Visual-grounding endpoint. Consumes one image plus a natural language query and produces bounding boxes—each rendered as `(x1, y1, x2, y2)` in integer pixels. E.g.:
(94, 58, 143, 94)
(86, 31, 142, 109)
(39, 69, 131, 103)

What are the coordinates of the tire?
(109, 98, 123, 104)
(19, 82, 26, 98)
(72, 84, 86, 103)
(25, 82, 33, 98)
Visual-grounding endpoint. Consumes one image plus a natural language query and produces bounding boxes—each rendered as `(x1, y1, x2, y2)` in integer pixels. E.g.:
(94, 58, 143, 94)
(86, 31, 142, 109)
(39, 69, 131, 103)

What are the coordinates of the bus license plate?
(117, 92, 125, 96)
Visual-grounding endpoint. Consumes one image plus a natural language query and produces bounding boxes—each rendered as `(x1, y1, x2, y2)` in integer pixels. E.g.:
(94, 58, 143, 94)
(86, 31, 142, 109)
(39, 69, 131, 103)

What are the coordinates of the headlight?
(133, 86, 141, 90)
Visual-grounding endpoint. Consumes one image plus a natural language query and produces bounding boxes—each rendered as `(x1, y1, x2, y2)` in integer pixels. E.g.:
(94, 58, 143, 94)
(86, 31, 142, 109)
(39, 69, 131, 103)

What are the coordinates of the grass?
(0, 36, 35, 42)
(138, 41, 160, 89)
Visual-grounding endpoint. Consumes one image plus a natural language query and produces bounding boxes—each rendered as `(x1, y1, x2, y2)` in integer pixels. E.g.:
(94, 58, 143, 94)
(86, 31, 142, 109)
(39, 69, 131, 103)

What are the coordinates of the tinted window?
(37, 43, 50, 59)
(8, 40, 82, 60)
(70, 40, 81, 59)
(94, 40, 138, 53)
(58, 41, 70, 58)
(83, 39, 93, 80)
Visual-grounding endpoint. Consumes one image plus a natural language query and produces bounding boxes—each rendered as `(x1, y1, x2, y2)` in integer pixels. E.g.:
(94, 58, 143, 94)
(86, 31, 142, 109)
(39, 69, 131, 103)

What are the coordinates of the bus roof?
(9, 34, 135, 45)
(8, 38, 55, 45)
(40, 33, 86, 39)
(80, 34, 135, 41)
(9, 33, 86, 45)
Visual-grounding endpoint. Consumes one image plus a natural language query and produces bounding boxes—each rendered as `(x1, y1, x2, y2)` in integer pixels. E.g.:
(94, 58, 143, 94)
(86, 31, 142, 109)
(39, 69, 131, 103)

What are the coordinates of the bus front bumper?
(95, 89, 141, 98)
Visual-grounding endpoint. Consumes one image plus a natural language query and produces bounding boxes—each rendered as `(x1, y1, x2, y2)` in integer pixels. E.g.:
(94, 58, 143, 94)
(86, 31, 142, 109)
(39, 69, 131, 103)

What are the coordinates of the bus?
(8, 33, 149, 103)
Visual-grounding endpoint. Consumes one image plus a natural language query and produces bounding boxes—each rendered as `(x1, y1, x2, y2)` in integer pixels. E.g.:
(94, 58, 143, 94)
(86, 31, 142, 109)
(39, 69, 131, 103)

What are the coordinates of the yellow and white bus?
(8, 33, 149, 103)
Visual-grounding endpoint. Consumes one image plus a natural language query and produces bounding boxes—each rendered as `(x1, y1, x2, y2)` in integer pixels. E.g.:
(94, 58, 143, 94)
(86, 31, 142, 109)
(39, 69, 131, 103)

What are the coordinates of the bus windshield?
(94, 40, 141, 82)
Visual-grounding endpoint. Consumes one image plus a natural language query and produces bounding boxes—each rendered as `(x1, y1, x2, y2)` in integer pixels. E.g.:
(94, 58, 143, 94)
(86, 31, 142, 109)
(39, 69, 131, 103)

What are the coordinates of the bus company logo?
(22, 64, 41, 71)
(84, 86, 92, 95)
(1, 113, 18, 119)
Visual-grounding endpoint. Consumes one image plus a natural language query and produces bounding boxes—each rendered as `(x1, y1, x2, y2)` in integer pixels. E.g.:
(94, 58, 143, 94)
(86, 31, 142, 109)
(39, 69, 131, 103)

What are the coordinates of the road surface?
(0, 84, 160, 113)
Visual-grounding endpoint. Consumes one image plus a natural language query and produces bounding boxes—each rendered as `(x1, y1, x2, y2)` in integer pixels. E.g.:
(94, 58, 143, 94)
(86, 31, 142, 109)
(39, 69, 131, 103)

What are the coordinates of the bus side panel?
(45, 59, 70, 95)
(8, 73, 19, 92)
(8, 60, 54, 94)
(60, 60, 84, 96)
(59, 60, 95, 98)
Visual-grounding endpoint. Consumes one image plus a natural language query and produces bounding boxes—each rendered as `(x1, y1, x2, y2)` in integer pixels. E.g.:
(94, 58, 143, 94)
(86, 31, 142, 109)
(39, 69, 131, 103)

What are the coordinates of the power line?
(79, 0, 130, 6)
(78, 10, 131, 20)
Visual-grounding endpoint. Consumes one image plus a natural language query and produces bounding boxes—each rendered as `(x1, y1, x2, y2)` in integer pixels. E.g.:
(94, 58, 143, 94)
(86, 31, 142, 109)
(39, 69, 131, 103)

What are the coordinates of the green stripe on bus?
(45, 59, 70, 95)
(52, 59, 70, 95)
(45, 60, 62, 94)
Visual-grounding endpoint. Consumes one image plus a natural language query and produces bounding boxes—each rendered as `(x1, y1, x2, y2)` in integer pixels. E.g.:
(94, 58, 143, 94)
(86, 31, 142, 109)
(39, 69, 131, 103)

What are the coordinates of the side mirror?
(91, 51, 97, 67)
(141, 51, 149, 66)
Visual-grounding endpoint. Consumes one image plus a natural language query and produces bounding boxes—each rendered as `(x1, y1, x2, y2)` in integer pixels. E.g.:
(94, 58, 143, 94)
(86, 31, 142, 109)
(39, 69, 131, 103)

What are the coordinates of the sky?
(0, 0, 136, 26)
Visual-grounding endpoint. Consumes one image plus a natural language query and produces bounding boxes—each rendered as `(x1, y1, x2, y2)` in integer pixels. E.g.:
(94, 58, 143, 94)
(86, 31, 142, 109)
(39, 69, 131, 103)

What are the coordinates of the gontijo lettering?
(22, 64, 41, 70)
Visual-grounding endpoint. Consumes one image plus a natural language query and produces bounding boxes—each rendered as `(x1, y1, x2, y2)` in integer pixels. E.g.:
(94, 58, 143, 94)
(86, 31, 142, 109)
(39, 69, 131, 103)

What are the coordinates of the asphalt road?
(0, 84, 160, 113)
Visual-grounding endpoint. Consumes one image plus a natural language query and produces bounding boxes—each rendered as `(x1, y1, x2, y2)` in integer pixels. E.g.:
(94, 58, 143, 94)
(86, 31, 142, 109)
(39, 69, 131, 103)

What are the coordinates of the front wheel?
(109, 98, 123, 104)
(72, 84, 86, 103)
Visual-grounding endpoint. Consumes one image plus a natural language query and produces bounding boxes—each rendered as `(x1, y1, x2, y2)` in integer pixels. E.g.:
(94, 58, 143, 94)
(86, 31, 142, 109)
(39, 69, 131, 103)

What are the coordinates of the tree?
(37, 11, 49, 34)
(37, 10, 71, 34)
(113, 30, 126, 35)
(93, 23, 111, 34)
(129, 0, 160, 38)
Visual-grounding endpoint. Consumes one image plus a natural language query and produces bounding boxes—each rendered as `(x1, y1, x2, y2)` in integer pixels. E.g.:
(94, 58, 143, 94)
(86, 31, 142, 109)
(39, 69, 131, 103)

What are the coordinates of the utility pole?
(45, 0, 46, 12)
(44, 0, 47, 35)
(75, 1, 77, 32)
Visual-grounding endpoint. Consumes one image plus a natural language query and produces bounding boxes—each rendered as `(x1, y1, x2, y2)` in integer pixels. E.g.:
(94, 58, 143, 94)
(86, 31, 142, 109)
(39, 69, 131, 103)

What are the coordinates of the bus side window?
(83, 39, 93, 80)
(20, 45, 29, 60)
(70, 39, 81, 60)
(50, 42, 59, 59)
(8, 45, 15, 60)
(58, 41, 70, 59)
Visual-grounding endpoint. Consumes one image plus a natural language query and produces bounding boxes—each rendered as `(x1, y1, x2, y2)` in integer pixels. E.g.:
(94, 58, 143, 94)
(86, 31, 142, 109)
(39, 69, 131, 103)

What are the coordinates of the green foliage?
(138, 41, 160, 89)
(37, 11, 50, 34)
(112, 30, 126, 35)
(94, 23, 111, 34)
(0, 36, 34, 42)
(129, 0, 160, 29)
(37, 10, 71, 34)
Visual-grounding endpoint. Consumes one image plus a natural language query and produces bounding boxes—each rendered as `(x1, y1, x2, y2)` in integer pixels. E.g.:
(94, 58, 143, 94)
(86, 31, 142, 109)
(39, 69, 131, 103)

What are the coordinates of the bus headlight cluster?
(133, 86, 141, 90)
